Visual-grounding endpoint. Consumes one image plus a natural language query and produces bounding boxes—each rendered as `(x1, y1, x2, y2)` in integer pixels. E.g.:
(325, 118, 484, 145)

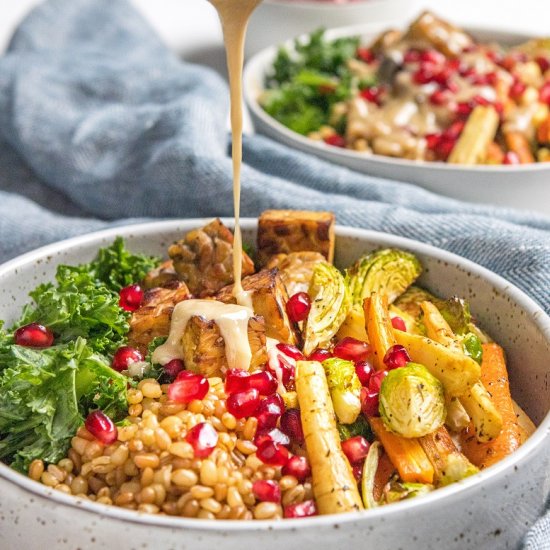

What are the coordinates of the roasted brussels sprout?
(438, 453, 479, 486)
(338, 414, 373, 442)
(346, 249, 422, 306)
(384, 480, 433, 503)
(379, 363, 446, 438)
(461, 332, 483, 364)
(303, 262, 351, 355)
(322, 357, 362, 424)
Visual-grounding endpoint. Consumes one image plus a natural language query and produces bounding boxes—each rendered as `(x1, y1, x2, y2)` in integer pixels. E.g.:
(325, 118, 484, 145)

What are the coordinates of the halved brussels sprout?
(346, 249, 422, 306)
(303, 262, 351, 355)
(322, 357, 362, 424)
(384, 480, 434, 504)
(438, 453, 479, 486)
(379, 363, 446, 438)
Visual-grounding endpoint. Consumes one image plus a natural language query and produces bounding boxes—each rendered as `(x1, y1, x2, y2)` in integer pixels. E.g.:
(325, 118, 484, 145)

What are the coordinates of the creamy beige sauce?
(155, 0, 261, 370)
(152, 300, 254, 369)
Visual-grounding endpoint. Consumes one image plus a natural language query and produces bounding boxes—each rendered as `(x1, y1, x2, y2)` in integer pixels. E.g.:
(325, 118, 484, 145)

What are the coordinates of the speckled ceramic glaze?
(0, 220, 548, 550)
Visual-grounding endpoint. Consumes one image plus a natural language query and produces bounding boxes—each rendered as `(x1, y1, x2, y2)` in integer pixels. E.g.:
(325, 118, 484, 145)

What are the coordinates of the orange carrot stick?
(460, 343, 521, 469)
(504, 131, 535, 163)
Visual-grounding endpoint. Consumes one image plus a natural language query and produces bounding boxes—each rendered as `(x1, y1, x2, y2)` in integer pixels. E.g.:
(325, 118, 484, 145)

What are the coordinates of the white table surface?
(2, 0, 549, 75)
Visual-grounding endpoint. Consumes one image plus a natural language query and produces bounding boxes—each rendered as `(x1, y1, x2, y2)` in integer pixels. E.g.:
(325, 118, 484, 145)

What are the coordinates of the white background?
(1, 0, 550, 75)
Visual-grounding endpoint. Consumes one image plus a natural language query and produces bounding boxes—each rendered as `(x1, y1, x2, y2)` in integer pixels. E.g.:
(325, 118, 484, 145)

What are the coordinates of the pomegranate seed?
(332, 337, 371, 362)
(112, 346, 143, 372)
(276, 343, 304, 361)
(254, 428, 290, 448)
(383, 344, 411, 370)
(403, 49, 421, 64)
(266, 350, 296, 390)
(280, 408, 304, 444)
(446, 59, 461, 71)
(257, 440, 289, 466)
(282, 455, 311, 482)
(307, 348, 332, 362)
(435, 137, 457, 160)
(118, 284, 144, 312)
(185, 422, 218, 458)
(255, 393, 285, 431)
(324, 134, 346, 148)
(503, 151, 521, 165)
(444, 120, 466, 139)
(168, 373, 209, 403)
(509, 80, 526, 101)
(342, 436, 370, 466)
(425, 133, 441, 150)
(539, 81, 550, 105)
(14, 323, 54, 348)
(536, 56, 550, 74)
(420, 49, 445, 65)
(360, 387, 380, 417)
(455, 101, 473, 118)
(413, 68, 434, 85)
(163, 359, 184, 381)
(459, 66, 476, 78)
(368, 370, 388, 393)
(357, 47, 375, 63)
(429, 90, 448, 105)
(360, 87, 381, 104)
(286, 292, 311, 323)
(226, 388, 260, 419)
(252, 479, 281, 503)
(284, 500, 317, 518)
(391, 316, 407, 332)
(486, 50, 503, 64)
(224, 369, 249, 394)
(355, 360, 374, 387)
(85, 410, 118, 445)
(352, 463, 363, 481)
(247, 371, 278, 396)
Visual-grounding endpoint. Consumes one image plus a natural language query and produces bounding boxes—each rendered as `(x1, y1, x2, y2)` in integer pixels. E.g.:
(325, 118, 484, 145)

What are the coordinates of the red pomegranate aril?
(85, 410, 118, 445)
(403, 49, 421, 64)
(444, 120, 466, 139)
(413, 68, 434, 85)
(168, 373, 209, 403)
(509, 80, 526, 101)
(435, 137, 456, 160)
(254, 428, 290, 448)
(255, 393, 285, 431)
(342, 436, 370, 466)
(355, 360, 374, 387)
(352, 463, 363, 481)
(333, 337, 371, 362)
(118, 284, 144, 312)
(252, 479, 281, 503)
(357, 47, 375, 64)
(540, 82, 550, 105)
(286, 292, 312, 323)
(256, 440, 289, 466)
(247, 371, 278, 396)
(503, 151, 521, 165)
(224, 369, 249, 394)
(185, 422, 218, 458)
(420, 49, 445, 65)
(282, 455, 311, 482)
(163, 359, 184, 381)
(429, 90, 448, 106)
(391, 316, 407, 332)
(14, 323, 54, 348)
(425, 133, 441, 151)
(284, 500, 318, 519)
(383, 344, 411, 370)
(368, 370, 388, 393)
(280, 408, 304, 444)
(307, 348, 332, 362)
(324, 134, 347, 148)
(536, 56, 550, 74)
(455, 101, 473, 118)
(360, 87, 381, 104)
(276, 343, 305, 361)
(112, 346, 143, 372)
(226, 388, 260, 419)
(267, 351, 296, 390)
(360, 387, 380, 418)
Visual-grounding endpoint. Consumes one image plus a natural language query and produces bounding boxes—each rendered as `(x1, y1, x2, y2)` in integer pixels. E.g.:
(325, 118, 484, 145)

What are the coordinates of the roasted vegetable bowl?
(0, 217, 548, 550)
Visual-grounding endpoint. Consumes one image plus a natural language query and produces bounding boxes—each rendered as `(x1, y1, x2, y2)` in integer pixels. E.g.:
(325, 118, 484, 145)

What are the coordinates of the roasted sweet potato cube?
(257, 210, 335, 266)
(168, 219, 255, 297)
(128, 282, 190, 353)
(216, 268, 299, 345)
(266, 251, 325, 296)
(181, 315, 267, 377)
(142, 260, 178, 290)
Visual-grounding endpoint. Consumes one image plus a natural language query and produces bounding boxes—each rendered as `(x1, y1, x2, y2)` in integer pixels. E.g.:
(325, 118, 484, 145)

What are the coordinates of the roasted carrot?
(369, 417, 434, 484)
(504, 130, 535, 163)
(460, 344, 522, 469)
(295, 360, 363, 514)
(537, 114, 550, 145)
(364, 293, 396, 370)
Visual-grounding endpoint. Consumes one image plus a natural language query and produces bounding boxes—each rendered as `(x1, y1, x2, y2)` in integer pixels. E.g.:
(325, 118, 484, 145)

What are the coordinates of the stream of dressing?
(153, 0, 261, 371)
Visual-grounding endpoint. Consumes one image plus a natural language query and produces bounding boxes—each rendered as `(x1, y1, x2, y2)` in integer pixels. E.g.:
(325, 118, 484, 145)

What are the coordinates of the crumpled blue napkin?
(0, 0, 549, 545)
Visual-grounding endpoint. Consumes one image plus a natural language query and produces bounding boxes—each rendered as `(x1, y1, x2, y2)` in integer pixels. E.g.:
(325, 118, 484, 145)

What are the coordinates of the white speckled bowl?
(0, 220, 549, 550)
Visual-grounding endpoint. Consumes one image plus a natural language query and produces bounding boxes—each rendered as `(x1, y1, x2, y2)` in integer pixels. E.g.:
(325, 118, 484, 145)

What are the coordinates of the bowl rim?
(0, 218, 549, 531)
(244, 22, 550, 175)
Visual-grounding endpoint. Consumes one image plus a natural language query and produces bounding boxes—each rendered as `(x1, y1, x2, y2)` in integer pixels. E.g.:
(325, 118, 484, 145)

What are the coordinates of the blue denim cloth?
(0, 0, 549, 545)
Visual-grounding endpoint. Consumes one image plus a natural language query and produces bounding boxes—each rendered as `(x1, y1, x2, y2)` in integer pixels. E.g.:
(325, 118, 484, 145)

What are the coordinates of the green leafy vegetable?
(461, 332, 483, 364)
(338, 414, 373, 442)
